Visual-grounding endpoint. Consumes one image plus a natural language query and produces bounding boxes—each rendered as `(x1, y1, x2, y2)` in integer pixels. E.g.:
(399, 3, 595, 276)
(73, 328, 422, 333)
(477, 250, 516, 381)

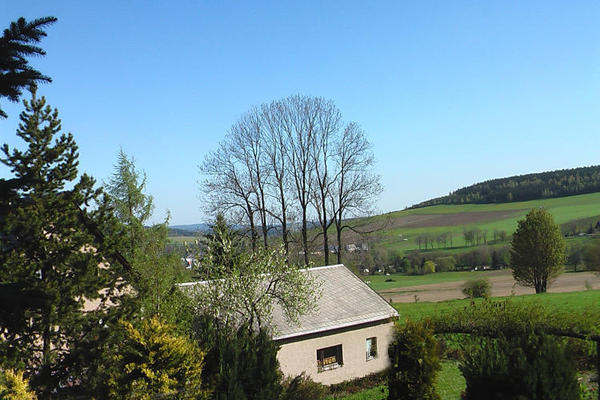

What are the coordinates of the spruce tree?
(0, 88, 129, 397)
(200, 213, 243, 278)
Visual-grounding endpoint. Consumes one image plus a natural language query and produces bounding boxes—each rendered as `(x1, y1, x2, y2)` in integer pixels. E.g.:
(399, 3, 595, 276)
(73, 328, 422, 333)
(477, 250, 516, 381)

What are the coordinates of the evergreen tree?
(0, 17, 57, 119)
(107, 317, 209, 400)
(0, 369, 37, 400)
(105, 150, 192, 331)
(195, 317, 282, 400)
(0, 88, 129, 397)
(387, 320, 441, 400)
(199, 213, 242, 278)
(106, 149, 153, 259)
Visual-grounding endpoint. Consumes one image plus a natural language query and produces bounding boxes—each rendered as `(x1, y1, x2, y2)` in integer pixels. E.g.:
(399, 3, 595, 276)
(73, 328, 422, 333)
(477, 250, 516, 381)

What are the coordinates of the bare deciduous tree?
(330, 122, 382, 264)
(199, 96, 381, 267)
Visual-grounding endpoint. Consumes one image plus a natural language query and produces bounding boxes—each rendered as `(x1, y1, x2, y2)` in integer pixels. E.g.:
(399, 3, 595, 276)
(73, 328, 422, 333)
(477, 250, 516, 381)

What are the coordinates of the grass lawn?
(393, 289, 600, 321)
(325, 361, 464, 400)
(436, 361, 465, 400)
(325, 385, 388, 400)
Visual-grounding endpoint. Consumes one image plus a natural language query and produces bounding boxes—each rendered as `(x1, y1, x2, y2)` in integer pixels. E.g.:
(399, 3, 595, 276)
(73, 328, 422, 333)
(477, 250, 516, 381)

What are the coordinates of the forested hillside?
(412, 165, 600, 208)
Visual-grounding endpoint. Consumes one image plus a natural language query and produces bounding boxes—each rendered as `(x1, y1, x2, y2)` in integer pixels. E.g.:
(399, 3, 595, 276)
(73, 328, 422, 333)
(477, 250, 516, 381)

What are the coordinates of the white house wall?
(276, 320, 395, 385)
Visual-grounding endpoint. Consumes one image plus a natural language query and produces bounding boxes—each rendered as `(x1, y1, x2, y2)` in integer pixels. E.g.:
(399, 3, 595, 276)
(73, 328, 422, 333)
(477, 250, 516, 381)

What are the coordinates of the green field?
(365, 270, 492, 291)
(365, 192, 600, 254)
(168, 235, 198, 244)
(395, 288, 600, 321)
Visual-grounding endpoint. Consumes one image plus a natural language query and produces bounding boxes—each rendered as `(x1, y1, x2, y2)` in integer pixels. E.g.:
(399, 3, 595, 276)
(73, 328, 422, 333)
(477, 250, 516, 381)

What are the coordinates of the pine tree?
(0, 88, 129, 397)
(0, 17, 57, 119)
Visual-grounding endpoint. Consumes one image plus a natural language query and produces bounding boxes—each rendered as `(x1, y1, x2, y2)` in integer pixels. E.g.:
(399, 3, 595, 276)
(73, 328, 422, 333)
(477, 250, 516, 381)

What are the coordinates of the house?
(272, 264, 398, 385)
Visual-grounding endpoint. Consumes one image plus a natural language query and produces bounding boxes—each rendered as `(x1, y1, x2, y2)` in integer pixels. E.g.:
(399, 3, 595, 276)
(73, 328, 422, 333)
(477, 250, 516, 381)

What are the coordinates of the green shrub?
(422, 261, 436, 274)
(195, 316, 282, 400)
(461, 278, 491, 299)
(329, 370, 387, 396)
(107, 317, 208, 400)
(0, 370, 37, 400)
(387, 320, 441, 400)
(280, 373, 327, 400)
(459, 334, 580, 400)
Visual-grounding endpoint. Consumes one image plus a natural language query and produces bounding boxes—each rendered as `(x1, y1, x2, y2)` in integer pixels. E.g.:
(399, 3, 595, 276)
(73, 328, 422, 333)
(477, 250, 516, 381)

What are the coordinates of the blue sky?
(2, 1, 599, 225)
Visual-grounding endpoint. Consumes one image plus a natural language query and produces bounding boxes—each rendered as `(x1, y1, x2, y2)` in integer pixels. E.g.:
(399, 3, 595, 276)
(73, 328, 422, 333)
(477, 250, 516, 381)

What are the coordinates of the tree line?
(412, 165, 600, 207)
(415, 229, 508, 250)
(199, 95, 382, 266)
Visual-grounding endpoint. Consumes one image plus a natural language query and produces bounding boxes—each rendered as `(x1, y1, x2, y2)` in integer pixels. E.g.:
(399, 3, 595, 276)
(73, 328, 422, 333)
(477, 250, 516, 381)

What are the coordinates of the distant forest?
(412, 165, 600, 208)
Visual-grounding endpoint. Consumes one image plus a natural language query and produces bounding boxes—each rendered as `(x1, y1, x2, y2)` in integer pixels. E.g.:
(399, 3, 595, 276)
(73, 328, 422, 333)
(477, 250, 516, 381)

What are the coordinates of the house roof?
(271, 264, 398, 341)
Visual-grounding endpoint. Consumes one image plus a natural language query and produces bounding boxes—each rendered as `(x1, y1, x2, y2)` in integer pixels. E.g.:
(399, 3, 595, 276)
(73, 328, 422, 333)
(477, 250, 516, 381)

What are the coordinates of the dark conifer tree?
(0, 16, 57, 119)
(0, 88, 129, 397)
(199, 213, 243, 277)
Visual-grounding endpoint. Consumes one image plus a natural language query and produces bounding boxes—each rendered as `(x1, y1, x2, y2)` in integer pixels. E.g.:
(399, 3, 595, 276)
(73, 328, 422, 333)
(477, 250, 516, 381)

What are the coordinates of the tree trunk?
(336, 223, 342, 264)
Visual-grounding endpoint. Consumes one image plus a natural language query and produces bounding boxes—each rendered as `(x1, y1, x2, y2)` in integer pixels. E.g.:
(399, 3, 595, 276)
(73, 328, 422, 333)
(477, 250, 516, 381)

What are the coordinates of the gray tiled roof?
(272, 264, 399, 340)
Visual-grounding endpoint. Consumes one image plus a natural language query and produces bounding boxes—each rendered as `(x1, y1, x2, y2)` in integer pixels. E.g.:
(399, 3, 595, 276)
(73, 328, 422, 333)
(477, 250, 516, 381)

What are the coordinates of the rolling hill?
(411, 165, 600, 208)
(358, 191, 600, 255)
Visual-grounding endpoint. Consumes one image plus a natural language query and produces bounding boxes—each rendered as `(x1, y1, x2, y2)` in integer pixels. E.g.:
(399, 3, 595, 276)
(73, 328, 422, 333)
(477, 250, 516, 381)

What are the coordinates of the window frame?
(316, 344, 343, 372)
(366, 336, 378, 361)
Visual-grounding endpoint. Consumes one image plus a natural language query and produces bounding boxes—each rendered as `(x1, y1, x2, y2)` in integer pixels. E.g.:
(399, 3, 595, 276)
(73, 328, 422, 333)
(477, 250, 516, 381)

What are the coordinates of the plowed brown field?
(378, 270, 600, 303)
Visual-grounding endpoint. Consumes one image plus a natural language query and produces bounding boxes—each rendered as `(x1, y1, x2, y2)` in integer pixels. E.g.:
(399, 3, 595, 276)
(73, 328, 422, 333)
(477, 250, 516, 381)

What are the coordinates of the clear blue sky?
(2, 1, 599, 225)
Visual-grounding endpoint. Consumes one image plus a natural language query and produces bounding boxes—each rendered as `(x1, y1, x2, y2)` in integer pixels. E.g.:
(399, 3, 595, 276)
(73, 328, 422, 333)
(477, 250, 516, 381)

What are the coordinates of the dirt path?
(378, 270, 600, 303)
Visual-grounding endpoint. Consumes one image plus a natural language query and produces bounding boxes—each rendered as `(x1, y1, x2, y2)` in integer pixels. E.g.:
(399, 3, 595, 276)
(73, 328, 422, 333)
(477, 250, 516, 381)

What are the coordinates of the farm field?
(357, 191, 600, 253)
(374, 269, 600, 303)
(168, 235, 198, 244)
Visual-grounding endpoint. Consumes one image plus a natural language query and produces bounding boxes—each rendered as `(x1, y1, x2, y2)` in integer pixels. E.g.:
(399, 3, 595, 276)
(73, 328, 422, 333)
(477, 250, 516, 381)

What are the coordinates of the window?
(366, 337, 377, 360)
(317, 344, 343, 372)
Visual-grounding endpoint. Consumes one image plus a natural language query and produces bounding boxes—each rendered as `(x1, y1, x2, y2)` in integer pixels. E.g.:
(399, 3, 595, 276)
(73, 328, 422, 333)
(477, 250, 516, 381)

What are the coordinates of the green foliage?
(106, 150, 193, 332)
(199, 213, 243, 277)
(422, 260, 436, 274)
(511, 208, 566, 293)
(195, 316, 282, 400)
(328, 371, 388, 398)
(461, 278, 491, 299)
(430, 298, 600, 345)
(0, 17, 56, 118)
(106, 149, 154, 257)
(434, 256, 456, 272)
(108, 317, 208, 400)
(387, 320, 441, 400)
(0, 370, 36, 400)
(0, 88, 129, 396)
(459, 334, 580, 400)
(281, 373, 328, 400)
(194, 244, 319, 331)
